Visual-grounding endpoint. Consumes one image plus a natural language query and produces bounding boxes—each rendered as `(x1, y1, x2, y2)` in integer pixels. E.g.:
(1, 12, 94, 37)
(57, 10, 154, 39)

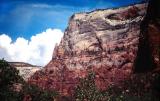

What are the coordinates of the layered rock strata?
(9, 62, 41, 80)
(29, 3, 147, 96)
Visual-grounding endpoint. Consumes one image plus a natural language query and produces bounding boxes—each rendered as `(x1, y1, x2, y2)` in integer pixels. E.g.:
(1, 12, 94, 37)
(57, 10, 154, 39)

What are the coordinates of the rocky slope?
(29, 3, 151, 96)
(9, 62, 41, 80)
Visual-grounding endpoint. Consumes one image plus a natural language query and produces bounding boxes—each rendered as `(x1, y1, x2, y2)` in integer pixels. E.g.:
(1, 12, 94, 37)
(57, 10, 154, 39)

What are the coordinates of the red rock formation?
(29, 3, 149, 96)
(134, 0, 160, 72)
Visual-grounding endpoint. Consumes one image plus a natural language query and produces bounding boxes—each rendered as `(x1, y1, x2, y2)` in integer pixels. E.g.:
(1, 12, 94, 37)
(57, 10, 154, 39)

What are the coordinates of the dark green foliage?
(74, 72, 107, 101)
(0, 87, 23, 101)
(0, 59, 24, 101)
(106, 86, 159, 101)
(0, 59, 24, 87)
(0, 59, 59, 101)
(105, 73, 160, 101)
(74, 71, 160, 101)
(22, 84, 58, 101)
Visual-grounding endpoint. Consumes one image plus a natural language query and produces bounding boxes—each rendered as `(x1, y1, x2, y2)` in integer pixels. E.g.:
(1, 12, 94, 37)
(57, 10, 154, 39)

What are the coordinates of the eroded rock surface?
(29, 3, 147, 96)
(9, 62, 41, 80)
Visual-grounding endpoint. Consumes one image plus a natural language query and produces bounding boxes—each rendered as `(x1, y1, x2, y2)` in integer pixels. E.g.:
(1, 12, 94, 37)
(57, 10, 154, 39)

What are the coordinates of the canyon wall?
(29, 3, 150, 96)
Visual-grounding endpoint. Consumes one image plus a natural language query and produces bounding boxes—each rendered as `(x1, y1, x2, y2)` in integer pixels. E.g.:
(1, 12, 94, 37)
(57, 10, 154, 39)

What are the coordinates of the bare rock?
(29, 3, 148, 96)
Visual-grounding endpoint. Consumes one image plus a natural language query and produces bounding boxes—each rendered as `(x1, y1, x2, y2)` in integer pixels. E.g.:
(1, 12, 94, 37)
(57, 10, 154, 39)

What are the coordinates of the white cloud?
(31, 4, 53, 9)
(0, 28, 63, 66)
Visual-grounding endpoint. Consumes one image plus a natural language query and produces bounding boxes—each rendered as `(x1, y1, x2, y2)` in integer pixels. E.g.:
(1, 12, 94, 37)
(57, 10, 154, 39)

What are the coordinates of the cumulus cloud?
(0, 28, 63, 66)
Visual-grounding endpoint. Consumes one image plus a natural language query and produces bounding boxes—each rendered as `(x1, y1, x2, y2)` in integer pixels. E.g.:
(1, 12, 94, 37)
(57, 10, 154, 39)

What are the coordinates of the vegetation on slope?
(74, 71, 160, 101)
(0, 59, 58, 101)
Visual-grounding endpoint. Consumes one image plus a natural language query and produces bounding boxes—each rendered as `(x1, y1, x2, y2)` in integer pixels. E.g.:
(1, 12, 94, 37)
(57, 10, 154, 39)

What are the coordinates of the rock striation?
(29, 3, 148, 96)
(50, 3, 146, 70)
(9, 62, 41, 80)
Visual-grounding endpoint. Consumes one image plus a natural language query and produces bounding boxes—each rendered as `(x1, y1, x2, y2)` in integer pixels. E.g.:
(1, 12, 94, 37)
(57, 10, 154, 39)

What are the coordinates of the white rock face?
(50, 3, 147, 70)
(30, 3, 157, 96)
(9, 62, 41, 80)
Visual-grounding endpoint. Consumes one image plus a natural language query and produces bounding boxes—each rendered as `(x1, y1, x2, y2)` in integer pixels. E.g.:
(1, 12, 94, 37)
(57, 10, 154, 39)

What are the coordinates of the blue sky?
(0, 0, 143, 41)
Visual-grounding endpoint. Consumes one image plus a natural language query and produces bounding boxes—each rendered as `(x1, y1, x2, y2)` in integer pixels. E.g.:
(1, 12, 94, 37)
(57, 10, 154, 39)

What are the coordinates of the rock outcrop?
(9, 62, 41, 80)
(134, 0, 160, 72)
(29, 3, 148, 96)
(50, 3, 146, 70)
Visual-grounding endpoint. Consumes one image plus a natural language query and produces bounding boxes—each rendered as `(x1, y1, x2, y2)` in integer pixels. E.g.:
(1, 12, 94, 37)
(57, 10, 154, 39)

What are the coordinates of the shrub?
(0, 59, 59, 101)
(22, 83, 59, 101)
(0, 59, 24, 101)
(74, 72, 107, 101)
(74, 71, 160, 101)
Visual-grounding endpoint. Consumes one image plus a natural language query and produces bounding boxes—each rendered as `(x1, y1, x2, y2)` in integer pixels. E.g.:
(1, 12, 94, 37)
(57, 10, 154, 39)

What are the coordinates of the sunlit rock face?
(50, 3, 146, 70)
(9, 62, 41, 80)
(29, 3, 147, 96)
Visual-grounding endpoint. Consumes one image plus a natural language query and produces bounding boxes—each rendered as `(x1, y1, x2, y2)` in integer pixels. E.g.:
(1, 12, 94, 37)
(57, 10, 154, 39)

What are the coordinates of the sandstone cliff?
(29, 3, 152, 96)
(9, 62, 41, 80)
(50, 4, 146, 70)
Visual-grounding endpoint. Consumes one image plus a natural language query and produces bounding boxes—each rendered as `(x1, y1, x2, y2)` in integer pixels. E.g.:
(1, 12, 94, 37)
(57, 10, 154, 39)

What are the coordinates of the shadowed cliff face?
(134, 0, 160, 72)
(29, 4, 147, 96)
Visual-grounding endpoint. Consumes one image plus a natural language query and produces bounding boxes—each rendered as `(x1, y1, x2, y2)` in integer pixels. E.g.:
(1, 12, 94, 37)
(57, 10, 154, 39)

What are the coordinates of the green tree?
(74, 72, 107, 101)
(0, 59, 59, 101)
(22, 84, 58, 101)
(0, 59, 24, 101)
